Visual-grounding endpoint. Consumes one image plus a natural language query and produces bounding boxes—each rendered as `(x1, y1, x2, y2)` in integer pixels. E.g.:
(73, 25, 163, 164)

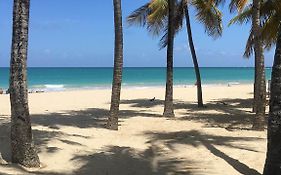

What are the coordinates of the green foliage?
(229, 0, 281, 57)
(127, 0, 223, 48)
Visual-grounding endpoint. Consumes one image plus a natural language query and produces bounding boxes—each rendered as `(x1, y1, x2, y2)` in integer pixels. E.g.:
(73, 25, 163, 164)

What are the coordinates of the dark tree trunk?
(163, 0, 175, 117)
(252, 61, 257, 113)
(263, 23, 281, 175)
(252, 0, 266, 130)
(184, 5, 204, 108)
(10, 0, 40, 167)
(107, 0, 123, 130)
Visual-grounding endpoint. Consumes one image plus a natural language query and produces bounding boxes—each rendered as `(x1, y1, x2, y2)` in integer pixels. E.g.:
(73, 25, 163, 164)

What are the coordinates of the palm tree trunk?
(263, 23, 281, 175)
(252, 0, 266, 130)
(163, 0, 175, 117)
(107, 0, 123, 130)
(184, 5, 204, 108)
(252, 62, 257, 113)
(10, 0, 40, 167)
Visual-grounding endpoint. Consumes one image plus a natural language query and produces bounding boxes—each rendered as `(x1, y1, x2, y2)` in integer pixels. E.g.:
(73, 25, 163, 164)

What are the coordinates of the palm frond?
(146, 0, 169, 36)
(229, 0, 249, 13)
(192, 0, 223, 38)
(244, 28, 254, 58)
(148, 0, 168, 23)
(159, 0, 186, 48)
(228, 6, 252, 26)
(127, 3, 151, 27)
(261, 14, 279, 50)
(230, 0, 281, 57)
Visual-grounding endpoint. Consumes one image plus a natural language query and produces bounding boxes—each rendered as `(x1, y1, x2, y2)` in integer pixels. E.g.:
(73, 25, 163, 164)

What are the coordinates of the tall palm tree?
(107, 0, 124, 130)
(230, 0, 281, 170)
(229, 0, 266, 130)
(181, 0, 222, 107)
(184, 1, 203, 107)
(251, 0, 266, 130)
(10, 0, 40, 167)
(263, 18, 281, 175)
(127, 0, 222, 108)
(163, 0, 176, 117)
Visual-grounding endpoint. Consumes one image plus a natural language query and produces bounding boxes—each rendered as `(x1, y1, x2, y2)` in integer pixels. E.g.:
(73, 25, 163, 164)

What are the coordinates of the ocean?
(0, 67, 272, 91)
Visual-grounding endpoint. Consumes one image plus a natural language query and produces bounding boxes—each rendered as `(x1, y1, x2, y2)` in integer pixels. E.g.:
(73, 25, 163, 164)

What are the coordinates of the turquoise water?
(0, 67, 272, 91)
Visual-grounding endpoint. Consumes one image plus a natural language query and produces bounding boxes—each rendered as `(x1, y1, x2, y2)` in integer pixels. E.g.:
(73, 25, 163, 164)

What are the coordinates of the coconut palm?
(107, 0, 124, 130)
(163, 0, 176, 117)
(127, 0, 222, 108)
(251, 0, 267, 130)
(230, 0, 281, 171)
(9, 0, 40, 167)
(263, 22, 281, 174)
(262, 0, 281, 173)
(229, 0, 267, 130)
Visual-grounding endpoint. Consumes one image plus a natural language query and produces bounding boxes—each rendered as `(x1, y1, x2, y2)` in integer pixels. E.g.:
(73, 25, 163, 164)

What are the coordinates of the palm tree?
(10, 0, 40, 167)
(184, 1, 203, 107)
(230, 0, 281, 171)
(251, 0, 267, 130)
(229, 0, 266, 130)
(263, 18, 281, 175)
(163, 0, 176, 117)
(127, 0, 222, 108)
(107, 0, 124, 130)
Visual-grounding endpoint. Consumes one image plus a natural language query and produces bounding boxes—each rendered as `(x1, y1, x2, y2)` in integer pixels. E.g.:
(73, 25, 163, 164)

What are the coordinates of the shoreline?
(0, 82, 255, 94)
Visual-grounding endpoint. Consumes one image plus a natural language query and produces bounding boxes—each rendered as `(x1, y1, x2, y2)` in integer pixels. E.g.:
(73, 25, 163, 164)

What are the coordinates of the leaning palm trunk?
(107, 0, 123, 130)
(252, 0, 266, 130)
(184, 4, 204, 108)
(10, 0, 40, 167)
(163, 0, 175, 117)
(263, 23, 281, 175)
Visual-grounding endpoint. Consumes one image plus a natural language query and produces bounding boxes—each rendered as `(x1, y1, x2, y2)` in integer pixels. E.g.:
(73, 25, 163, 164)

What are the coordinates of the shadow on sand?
(120, 98, 267, 130)
(0, 97, 264, 174)
(71, 145, 196, 175)
(144, 130, 262, 175)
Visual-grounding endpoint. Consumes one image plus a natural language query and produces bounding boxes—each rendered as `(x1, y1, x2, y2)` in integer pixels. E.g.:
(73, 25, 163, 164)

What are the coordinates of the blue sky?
(0, 0, 275, 67)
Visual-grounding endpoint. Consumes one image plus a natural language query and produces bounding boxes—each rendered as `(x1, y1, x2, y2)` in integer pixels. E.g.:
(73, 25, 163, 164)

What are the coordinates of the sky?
(0, 0, 275, 67)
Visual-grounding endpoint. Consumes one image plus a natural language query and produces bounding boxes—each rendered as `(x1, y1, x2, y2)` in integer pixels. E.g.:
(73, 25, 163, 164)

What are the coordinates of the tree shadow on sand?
(30, 97, 263, 131)
(0, 120, 65, 175)
(0, 97, 266, 174)
(144, 130, 263, 175)
(31, 108, 162, 130)
(71, 145, 197, 175)
(180, 98, 268, 130)
(120, 98, 267, 130)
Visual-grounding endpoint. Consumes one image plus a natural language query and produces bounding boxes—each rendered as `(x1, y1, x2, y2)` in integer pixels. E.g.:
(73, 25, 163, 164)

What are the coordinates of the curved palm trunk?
(107, 0, 123, 130)
(252, 0, 266, 130)
(10, 0, 40, 167)
(263, 24, 281, 175)
(163, 0, 175, 117)
(184, 5, 204, 108)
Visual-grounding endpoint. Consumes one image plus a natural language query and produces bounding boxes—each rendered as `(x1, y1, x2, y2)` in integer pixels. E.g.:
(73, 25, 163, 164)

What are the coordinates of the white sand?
(0, 84, 267, 175)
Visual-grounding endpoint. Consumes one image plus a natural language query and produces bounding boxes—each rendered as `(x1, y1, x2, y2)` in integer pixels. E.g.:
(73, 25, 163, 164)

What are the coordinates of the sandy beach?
(0, 84, 267, 175)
